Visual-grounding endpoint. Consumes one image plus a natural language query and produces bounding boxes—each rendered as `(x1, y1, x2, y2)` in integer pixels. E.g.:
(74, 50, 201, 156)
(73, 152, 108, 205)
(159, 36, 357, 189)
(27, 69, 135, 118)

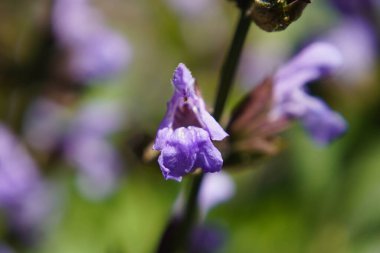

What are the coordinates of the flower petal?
(198, 171, 235, 217)
(199, 108, 229, 141)
(172, 63, 195, 95)
(301, 96, 347, 145)
(192, 127, 224, 173)
(275, 42, 342, 96)
(158, 128, 197, 181)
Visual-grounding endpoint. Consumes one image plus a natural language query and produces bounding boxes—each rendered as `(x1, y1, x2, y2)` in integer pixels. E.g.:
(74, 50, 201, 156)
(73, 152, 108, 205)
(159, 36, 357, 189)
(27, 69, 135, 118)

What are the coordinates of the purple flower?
(329, 0, 375, 17)
(198, 172, 235, 218)
(320, 18, 376, 85)
(154, 63, 228, 181)
(165, 0, 215, 17)
(270, 42, 347, 145)
(64, 100, 125, 200)
(189, 225, 226, 253)
(68, 100, 125, 135)
(23, 98, 70, 152)
(23, 98, 124, 201)
(52, 0, 132, 82)
(0, 124, 56, 241)
(0, 244, 14, 253)
(64, 133, 122, 200)
(0, 124, 41, 207)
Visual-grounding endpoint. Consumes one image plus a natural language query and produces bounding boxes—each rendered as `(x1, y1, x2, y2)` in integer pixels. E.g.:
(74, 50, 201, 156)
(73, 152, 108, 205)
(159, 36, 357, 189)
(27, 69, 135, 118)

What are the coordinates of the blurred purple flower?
(0, 244, 14, 253)
(239, 42, 290, 89)
(0, 124, 56, 241)
(52, 0, 132, 82)
(64, 101, 125, 200)
(198, 172, 235, 218)
(23, 98, 125, 201)
(270, 42, 347, 145)
(0, 124, 41, 207)
(24, 98, 70, 152)
(153, 63, 228, 181)
(172, 172, 234, 218)
(162, 173, 232, 252)
(189, 225, 226, 253)
(320, 18, 376, 84)
(329, 0, 375, 17)
(165, 0, 215, 17)
(68, 100, 125, 135)
(5, 183, 58, 243)
(64, 133, 122, 200)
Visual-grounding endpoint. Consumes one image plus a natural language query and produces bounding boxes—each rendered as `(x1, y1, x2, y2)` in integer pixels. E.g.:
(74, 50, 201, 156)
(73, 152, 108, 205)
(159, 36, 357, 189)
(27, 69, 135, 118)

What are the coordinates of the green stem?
(156, 10, 251, 253)
(213, 11, 251, 122)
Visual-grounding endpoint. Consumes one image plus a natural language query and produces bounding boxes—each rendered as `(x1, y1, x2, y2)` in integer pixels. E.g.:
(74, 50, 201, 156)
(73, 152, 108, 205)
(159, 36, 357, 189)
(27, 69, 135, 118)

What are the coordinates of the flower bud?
(248, 0, 311, 32)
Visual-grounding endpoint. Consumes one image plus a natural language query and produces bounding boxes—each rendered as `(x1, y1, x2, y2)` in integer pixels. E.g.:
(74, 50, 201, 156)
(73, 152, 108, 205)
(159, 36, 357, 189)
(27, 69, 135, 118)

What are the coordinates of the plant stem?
(213, 10, 251, 122)
(156, 9, 251, 252)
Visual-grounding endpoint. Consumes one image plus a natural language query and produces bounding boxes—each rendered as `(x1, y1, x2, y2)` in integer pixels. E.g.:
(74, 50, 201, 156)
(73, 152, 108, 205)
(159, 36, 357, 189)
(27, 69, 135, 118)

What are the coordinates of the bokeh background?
(0, 0, 379, 252)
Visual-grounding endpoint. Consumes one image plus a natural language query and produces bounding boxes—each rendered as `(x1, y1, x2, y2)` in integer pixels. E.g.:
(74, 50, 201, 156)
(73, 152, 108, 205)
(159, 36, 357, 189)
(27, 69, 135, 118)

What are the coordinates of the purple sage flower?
(198, 172, 235, 218)
(270, 42, 347, 145)
(64, 101, 125, 200)
(153, 63, 228, 181)
(52, 0, 132, 83)
(320, 18, 377, 85)
(329, 0, 375, 17)
(0, 124, 57, 242)
(23, 98, 70, 152)
(23, 98, 124, 201)
(172, 171, 235, 218)
(189, 225, 226, 253)
(0, 124, 41, 207)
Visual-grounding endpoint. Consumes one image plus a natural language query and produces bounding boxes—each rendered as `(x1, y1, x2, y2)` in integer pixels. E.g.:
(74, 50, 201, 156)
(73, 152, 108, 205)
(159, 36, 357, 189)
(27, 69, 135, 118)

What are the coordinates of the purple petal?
(0, 124, 40, 206)
(65, 133, 121, 200)
(156, 127, 224, 181)
(52, 0, 103, 46)
(172, 63, 196, 95)
(193, 128, 223, 173)
(158, 128, 197, 181)
(301, 97, 347, 145)
(52, 0, 132, 83)
(199, 109, 229, 141)
(270, 42, 347, 144)
(275, 42, 342, 94)
(69, 31, 131, 82)
(70, 100, 125, 136)
(198, 172, 235, 217)
(320, 18, 376, 84)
